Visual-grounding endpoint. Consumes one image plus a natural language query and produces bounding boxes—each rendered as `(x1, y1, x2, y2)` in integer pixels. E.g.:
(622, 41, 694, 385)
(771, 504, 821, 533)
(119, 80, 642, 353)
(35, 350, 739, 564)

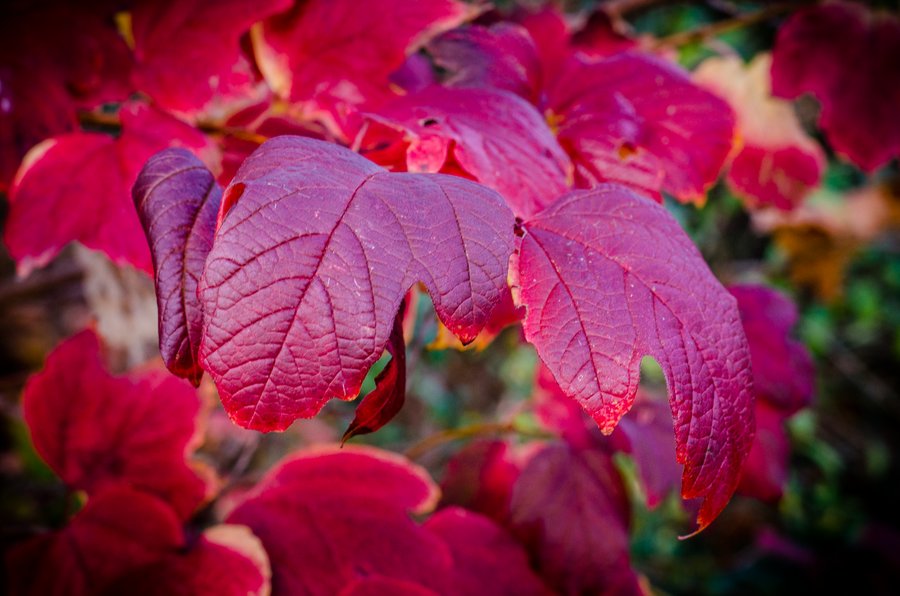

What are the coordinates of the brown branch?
(652, 2, 808, 49)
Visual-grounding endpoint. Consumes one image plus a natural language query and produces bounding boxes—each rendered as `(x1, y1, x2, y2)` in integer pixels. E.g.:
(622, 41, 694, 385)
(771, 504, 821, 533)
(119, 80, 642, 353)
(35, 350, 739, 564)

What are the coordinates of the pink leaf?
(362, 86, 572, 217)
(21, 330, 207, 519)
(197, 137, 515, 430)
(105, 525, 271, 596)
(252, 0, 473, 136)
(771, 2, 900, 171)
(548, 52, 735, 203)
(695, 54, 825, 210)
(227, 446, 450, 595)
(730, 284, 815, 414)
(130, 0, 292, 115)
(424, 507, 551, 595)
(427, 23, 543, 102)
(6, 486, 184, 595)
(134, 149, 221, 385)
(0, 3, 132, 189)
(507, 442, 640, 595)
(512, 185, 754, 531)
(736, 400, 791, 503)
(5, 102, 217, 275)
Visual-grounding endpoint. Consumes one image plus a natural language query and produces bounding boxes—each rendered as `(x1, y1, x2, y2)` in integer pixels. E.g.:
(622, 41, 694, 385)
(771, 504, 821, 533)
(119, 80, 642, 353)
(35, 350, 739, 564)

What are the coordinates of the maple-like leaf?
(771, 2, 900, 171)
(0, 2, 132, 189)
(197, 136, 515, 431)
(130, 0, 291, 116)
(6, 486, 185, 595)
(22, 330, 208, 519)
(226, 446, 449, 594)
(5, 102, 217, 276)
(512, 185, 754, 531)
(362, 85, 572, 217)
(508, 442, 640, 595)
(548, 52, 735, 203)
(251, 0, 472, 136)
(427, 23, 543, 102)
(134, 148, 222, 385)
(423, 507, 551, 595)
(695, 54, 825, 210)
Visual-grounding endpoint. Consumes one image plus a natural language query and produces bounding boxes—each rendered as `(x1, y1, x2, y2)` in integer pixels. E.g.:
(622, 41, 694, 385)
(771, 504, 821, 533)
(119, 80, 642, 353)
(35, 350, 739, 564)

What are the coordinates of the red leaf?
(508, 442, 640, 595)
(771, 2, 900, 171)
(130, 0, 292, 115)
(439, 439, 522, 522)
(21, 330, 207, 519)
(342, 306, 407, 442)
(510, 5, 570, 79)
(427, 23, 543, 102)
(0, 3, 132, 189)
(6, 486, 184, 595)
(424, 507, 551, 595)
(362, 86, 572, 217)
(512, 185, 754, 532)
(252, 0, 472, 136)
(4, 102, 217, 276)
(134, 149, 222, 385)
(730, 284, 814, 414)
(548, 52, 735, 203)
(197, 137, 515, 431)
(227, 446, 450, 595)
(339, 577, 438, 596)
(695, 54, 825, 210)
(736, 400, 791, 503)
(106, 525, 271, 596)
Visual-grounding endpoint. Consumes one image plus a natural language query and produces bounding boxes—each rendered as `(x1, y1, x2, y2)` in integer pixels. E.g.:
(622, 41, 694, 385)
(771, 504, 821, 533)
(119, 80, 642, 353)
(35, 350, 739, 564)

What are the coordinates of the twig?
(404, 420, 551, 461)
(652, 2, 806, 49)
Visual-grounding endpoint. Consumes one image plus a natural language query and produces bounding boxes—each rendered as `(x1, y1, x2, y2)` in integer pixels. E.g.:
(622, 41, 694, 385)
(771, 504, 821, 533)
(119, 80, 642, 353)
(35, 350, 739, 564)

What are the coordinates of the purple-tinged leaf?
(134, 148, 221, 385)
(362, 85, 572, 217)
(198, 136, 515, 431)
(512, 184, 754, 532)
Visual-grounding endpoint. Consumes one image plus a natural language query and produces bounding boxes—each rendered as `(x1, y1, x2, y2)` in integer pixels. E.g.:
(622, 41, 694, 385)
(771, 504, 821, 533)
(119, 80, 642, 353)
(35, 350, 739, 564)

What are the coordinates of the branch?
(404, 420, 552, 461)
(652, 2, 807, 49)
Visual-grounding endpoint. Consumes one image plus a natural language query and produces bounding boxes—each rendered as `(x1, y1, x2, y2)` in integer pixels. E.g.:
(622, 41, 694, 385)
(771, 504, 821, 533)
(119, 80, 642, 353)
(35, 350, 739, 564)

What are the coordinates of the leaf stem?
(404, 420, 552, 461)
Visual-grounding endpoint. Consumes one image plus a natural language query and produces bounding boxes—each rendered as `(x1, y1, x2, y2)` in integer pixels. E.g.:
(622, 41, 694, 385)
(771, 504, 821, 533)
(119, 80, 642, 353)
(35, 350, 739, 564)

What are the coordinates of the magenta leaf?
(130, 0, 292, 115)
(548, 52, 735, 203)
(362, 86, 572, 217)
(198, 136, 515, 431)
(22, 330, 208, 519)
(134, 148, 222, 385)
(508, 442, 640, 595)
(423, 507, 551, 595)
(5, 102, 217, 275)
(730, 284, 814, 414)
(427, 23, 543, 102)
(226, 446, 449, 594)
(513, 184, 754, 531)
(342, 305, 407, 442)
(771, 2, 900, 172)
